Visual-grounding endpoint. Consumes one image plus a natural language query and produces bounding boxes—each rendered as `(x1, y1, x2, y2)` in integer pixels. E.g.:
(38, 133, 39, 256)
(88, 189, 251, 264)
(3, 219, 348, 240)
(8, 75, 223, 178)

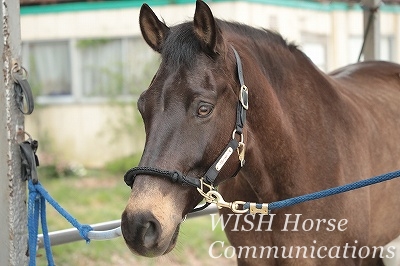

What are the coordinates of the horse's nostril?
(121, 210, 162, 254)
(143, 220, 158, 248)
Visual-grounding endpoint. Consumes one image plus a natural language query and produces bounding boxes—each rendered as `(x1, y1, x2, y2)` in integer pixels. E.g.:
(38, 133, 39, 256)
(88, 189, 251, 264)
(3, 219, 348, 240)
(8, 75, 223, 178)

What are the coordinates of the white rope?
(87, 226, 122, 240)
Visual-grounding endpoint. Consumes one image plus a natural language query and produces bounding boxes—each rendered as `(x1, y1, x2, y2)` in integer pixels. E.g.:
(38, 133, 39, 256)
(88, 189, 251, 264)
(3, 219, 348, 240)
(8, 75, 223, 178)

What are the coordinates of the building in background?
(19, 0, 400, 167)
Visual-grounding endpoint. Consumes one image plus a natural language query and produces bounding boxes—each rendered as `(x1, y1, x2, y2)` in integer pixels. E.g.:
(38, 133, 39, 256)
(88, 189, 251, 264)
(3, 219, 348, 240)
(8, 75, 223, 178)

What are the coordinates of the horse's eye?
(197, 103, 214, 117)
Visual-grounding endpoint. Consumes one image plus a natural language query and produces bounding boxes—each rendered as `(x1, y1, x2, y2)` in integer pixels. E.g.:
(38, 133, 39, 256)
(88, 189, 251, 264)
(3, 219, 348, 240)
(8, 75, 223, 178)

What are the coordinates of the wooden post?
(362, 0, 381, 60)
(0, 0, 28, 265)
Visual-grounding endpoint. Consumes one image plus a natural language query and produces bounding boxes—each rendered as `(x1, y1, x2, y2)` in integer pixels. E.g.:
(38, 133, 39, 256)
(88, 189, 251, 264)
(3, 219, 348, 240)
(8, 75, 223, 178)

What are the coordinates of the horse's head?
(121, 0, 247, 257)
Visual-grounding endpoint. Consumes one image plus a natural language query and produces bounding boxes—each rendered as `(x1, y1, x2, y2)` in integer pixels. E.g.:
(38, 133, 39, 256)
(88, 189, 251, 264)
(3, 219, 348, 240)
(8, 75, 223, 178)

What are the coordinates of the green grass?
(34, 169, 234, 266)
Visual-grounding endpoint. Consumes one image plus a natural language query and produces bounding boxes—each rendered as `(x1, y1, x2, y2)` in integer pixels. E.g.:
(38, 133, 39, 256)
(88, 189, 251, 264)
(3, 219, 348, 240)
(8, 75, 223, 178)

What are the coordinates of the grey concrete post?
(0, 0, 28, 265)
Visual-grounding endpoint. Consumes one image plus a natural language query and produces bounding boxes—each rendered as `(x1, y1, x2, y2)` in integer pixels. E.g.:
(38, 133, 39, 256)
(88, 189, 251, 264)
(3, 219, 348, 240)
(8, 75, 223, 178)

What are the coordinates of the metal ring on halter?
(232, 129, 244, 142)
(18, 130, 33, 144)
(11, 64, 28, 83)
(196, 177, 215, 199)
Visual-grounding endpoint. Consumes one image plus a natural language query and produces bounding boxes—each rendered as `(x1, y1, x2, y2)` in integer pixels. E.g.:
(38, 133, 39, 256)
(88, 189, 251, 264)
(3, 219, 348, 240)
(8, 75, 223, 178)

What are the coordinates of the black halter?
(124, 46, 248, 212)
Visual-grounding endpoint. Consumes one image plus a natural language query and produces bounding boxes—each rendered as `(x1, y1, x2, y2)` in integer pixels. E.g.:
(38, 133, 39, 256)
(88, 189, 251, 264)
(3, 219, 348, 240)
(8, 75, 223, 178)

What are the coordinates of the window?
(22, 41, 71, 98)
(78, 39, 123, 97)
(124, 38, 160, 96)
(22, 37, 159, 103)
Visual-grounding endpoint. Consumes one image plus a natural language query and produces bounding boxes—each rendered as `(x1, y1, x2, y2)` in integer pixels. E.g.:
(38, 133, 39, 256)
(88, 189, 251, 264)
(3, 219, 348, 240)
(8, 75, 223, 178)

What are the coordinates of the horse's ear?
(139, 4, 170, 53)
(193, 0, 223, 55)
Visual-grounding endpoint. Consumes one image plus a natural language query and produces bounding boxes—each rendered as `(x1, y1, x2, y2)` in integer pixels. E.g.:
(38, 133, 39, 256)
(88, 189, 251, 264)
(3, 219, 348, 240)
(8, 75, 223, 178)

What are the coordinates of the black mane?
(222, 20, 295, 49)
(161, 19, 296, 68)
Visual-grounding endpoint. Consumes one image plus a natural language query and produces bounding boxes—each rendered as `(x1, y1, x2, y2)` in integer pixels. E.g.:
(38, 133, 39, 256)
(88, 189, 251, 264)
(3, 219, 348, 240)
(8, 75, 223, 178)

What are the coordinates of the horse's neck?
(241, 47, 338, 200)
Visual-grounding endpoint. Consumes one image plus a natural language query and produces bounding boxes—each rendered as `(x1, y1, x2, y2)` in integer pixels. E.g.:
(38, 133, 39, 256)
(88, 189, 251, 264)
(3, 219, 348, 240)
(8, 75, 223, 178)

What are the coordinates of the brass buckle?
(204, 190, 248, 214)
(248, 203, 269, 215)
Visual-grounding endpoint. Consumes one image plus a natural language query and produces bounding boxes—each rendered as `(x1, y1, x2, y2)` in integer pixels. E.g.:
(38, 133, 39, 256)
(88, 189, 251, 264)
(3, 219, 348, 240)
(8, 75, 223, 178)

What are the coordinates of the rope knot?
(171, 171, 181, 183)
(28, 180, 41, 202)
(78, 224, 94, 243)
(28, 179, 38, 192)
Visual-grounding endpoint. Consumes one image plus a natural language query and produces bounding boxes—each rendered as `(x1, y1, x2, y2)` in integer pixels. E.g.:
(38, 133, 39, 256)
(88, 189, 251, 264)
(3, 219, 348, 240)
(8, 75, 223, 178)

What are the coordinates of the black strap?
(204, 138, 239, 184)
(235, 102, 246, 134)
(231, 46, 248, 135)
(13, 73, 35, 115)
(124, 166, 201, 188)
(124, 137, 241, 190)
(20, 140, 39, 184)
(231, 46, 245, 87)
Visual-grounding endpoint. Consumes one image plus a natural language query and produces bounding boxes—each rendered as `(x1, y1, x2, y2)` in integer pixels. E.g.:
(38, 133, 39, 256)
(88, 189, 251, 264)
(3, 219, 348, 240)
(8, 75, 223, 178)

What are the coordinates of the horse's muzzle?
(121, 209, 179, 257)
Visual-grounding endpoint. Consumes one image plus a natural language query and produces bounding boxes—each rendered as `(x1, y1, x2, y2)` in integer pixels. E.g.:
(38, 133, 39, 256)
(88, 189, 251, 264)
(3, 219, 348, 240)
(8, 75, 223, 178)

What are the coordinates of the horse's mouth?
(162, 225, 180, 255)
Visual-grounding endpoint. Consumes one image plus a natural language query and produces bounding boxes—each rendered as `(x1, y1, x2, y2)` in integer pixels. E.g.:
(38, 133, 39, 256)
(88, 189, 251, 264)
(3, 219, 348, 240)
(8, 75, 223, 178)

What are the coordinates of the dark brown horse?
(121, 1, 400, 265)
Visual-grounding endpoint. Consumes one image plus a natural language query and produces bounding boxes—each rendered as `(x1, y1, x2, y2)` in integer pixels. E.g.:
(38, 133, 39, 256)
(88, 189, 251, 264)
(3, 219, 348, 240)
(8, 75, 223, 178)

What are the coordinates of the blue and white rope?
(28, 180, 93, 266)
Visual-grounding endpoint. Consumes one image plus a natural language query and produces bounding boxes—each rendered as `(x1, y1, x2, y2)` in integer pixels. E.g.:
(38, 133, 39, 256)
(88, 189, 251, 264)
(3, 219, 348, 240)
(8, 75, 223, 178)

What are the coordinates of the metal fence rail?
(37, 204, 218, 249)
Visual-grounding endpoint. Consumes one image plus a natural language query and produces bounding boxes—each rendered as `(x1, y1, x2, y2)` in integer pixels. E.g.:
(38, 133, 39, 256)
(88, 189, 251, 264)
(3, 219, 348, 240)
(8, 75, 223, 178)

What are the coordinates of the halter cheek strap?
(123, 46, 248, 212)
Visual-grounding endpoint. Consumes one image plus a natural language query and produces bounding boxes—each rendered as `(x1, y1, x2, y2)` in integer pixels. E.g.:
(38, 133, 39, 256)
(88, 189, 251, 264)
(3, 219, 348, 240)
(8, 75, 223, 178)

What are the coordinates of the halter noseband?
(124, 46, 248, 212)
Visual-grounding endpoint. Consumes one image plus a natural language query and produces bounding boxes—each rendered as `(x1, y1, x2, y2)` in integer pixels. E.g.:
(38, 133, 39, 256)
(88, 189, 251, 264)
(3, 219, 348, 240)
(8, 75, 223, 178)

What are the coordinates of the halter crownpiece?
(124, 45, 248, 213)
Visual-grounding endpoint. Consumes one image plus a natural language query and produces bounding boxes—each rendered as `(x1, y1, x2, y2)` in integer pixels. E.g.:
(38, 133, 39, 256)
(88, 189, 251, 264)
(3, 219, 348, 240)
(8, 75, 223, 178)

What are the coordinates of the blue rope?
(244, 169, 400, 213)
(28, 180, 93, 266)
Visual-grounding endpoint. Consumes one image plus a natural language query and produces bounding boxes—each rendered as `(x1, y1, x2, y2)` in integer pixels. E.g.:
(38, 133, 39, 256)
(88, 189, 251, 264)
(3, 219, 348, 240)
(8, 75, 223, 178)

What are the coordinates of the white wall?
(25, 103, 145, 167)
(20, 1, 400, 167)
